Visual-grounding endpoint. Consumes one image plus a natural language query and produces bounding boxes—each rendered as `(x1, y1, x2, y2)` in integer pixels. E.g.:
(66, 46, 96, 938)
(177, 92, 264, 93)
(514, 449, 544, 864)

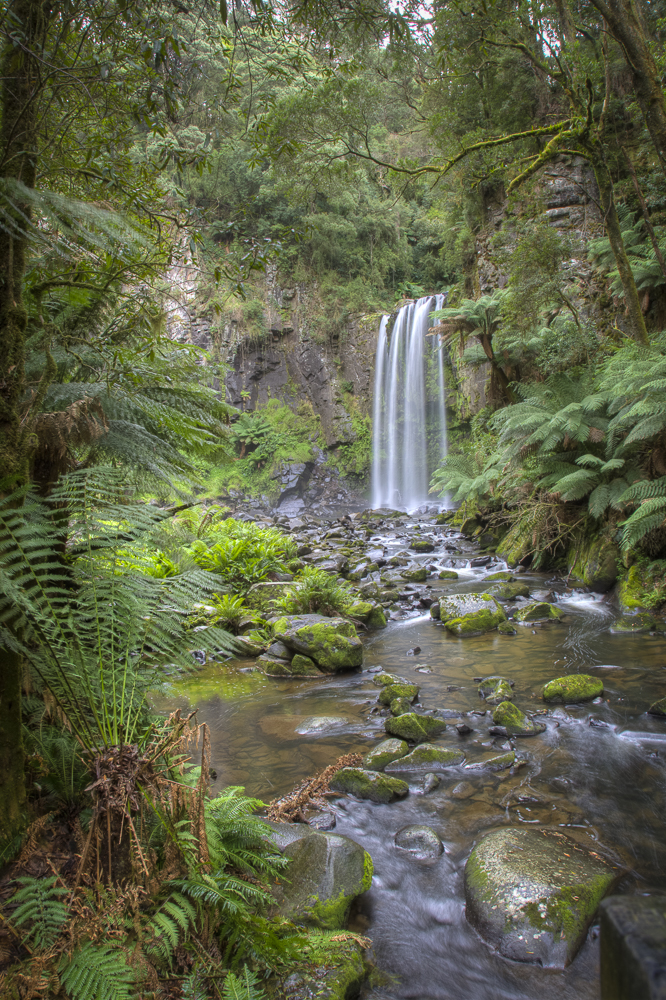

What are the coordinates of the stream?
(155, 509, 666, 1000)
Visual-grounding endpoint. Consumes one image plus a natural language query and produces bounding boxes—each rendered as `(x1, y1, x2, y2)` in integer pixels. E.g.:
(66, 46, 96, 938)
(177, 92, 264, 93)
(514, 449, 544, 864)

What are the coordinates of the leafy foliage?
(10, 876, 69, 950)
(275, 566, 354, 616)
(58, 943, 136, 1000)
(223, 967, 267, 1000)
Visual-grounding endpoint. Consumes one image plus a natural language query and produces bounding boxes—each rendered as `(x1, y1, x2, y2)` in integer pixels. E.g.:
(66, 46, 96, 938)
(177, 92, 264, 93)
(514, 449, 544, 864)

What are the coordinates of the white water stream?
(371, 295, 447, 510)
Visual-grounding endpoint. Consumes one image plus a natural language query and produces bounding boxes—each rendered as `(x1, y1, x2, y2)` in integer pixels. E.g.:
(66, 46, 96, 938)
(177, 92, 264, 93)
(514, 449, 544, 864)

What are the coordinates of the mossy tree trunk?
(0, 0, 49, 842)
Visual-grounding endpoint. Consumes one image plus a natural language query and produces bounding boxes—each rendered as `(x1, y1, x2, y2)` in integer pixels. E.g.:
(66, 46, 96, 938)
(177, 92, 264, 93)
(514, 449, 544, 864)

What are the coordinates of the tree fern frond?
(58, 942, 135, 1000)
(9, 876, 68, 951)
(223, 966, 266, 1000)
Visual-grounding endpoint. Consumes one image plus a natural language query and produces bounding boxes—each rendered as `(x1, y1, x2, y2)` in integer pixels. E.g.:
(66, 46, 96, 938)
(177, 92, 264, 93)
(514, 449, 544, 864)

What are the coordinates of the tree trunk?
(0, 649, 26, 843)
(589, 0, 666, 175)
(590, 152, 650, 345)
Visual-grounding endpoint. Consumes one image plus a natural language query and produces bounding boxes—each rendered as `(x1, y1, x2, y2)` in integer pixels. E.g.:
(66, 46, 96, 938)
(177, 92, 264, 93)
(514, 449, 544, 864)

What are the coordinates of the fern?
(58, 942, 135, 1000)
(429, 452, 500, 503)
(619, 478, 666, 548)
(223, 966, 266, 1000)
(144, 891, 198, 965)
(10, 876, 68, 950)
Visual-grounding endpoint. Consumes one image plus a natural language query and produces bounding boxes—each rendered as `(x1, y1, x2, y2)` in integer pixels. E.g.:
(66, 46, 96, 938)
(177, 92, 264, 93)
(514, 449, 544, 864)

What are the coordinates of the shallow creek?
(155, 515, 666, 1000)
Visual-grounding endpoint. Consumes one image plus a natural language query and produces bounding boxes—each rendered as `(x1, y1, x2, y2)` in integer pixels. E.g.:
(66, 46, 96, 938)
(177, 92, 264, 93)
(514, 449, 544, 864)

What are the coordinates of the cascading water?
(371, 294, 447, 510)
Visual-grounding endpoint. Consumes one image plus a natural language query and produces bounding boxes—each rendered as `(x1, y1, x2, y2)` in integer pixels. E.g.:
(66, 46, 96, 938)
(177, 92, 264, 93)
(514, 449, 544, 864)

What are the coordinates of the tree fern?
(58, 942, 135, 1000)
(429, 452, 501, 503)
(618, 478, 666, 548)
(10, 876, 68, 950)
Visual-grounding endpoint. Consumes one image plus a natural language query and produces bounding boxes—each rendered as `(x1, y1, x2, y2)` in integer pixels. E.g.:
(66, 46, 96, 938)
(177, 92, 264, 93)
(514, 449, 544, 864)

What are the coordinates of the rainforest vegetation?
(2, 0, 666, 996)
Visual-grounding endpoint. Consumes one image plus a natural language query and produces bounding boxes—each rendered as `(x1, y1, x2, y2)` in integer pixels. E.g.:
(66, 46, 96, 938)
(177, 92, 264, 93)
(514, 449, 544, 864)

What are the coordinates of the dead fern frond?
(267, 753, 363, 823)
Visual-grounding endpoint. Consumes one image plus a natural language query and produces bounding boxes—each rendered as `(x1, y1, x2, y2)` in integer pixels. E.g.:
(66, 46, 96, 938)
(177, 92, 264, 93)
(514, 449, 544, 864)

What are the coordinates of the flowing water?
(156, 515, 666, 1000)
(371, 296, 447, 511)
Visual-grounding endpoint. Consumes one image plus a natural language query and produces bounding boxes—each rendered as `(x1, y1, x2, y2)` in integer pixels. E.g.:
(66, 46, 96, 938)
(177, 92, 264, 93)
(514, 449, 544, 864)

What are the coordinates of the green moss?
(384, 712, 447, 742)
(400, 565, 427, 582)
(410, 538, 435, 552)
(438, 569, 459, 580)
(445, 608, 505, 635)
(372, 672, 407, 687)
(307, 888, 354, 930)
(363, 738, 409, 770)
(490, 582, 530, 600)
(542, 674, 603, 703)
(378, 683, 420, 706)
(366, 605, 387, 628)
(386, 744, 464, 770)
(389, 697, 412, 715)
(498, 621, 517, 635)
(362, 851, 373, 892)
(290, 654, 320, 675)
(478, 676, 514, 702)
(430, 601, 441, 620)
(492, 701, 545, 736)
(648, 696, 666, 716)
(514, 601, 564, 622)
(485, 571, 514, 581)
(329, 767, 409, 803)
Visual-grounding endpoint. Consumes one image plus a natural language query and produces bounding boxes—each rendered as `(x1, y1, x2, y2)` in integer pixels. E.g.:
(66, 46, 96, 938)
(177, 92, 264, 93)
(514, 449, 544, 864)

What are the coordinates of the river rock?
(478, 676, 514, 704)
(438, 569, 459, 580)
(400, 562, 428, 582)
(439, 593, 507, 635)
(610, 613, 656, 634)
(485, 571, 514, 581)
(423, 773, 440, 793)
(430, 601, 441, 619)
(409, 537, 434, 553)
(490, 582, 531, 601)
(385, 744, 465, 771)
(466, 750, 516, 771)
(498, 621, 517, 635)
(295, 716, 350, 735)
(599, 895, 666, 1000)
(464, 827, 620, 967)
(648, 697, 666, 717)
(270, 827, 373, 929)
(348, 600, 387, 627)
(257, 654, 293, 676)
(363, 738, 409, 770)
(274, 614, 363, 671)
(451, 781, 475, 799)
(514, 601, 564, 623)
(390, 696, 414, 716)
(290, 654, 321, 676)
(329, 767, 409, 803)
(567, 535, 620, 593)
(395, 824, 443, 859)
(378, 683, 420, 706)
(543, 674, 604, 703)
(492, 701, 546, 736)
(384, 712, 447, 742)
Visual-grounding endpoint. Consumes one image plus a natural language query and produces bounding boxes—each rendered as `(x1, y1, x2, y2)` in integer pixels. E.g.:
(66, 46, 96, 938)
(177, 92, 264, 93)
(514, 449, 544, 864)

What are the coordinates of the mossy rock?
(490, 582, 531, 601)
(445, 608, 506, 635)
(372, 671, 408, 687)
(390, 696, 414, 716)
(384, 712, 447, 743)
(496, 525, 533, 568)
(567, 535, 619, 593)
(276, 614, 363, 672)
(542, 674, 603, 704)
(492, 701, 546, 736)
(363, 738, 409, 771)
(394, 825, 443, 859)
(270, 827, 373, 930)
(291, 654, 321, 676)
(498, 621, 517, 635)
(310, 940, 368, 1000)
(485, 571, 514, 582)
(609, 612, 656, 634)
(366, 604, 387, 628)
(400, 563, 427, 583)
(430, 601, 441, 620)
(465, 750, 516, 772)
(378, 683, 420, 706)
(348, 600, 374, 619)
(439, 594, 506, 635)
(435, 512, 453, 525)
(460, 516, 481, 537)
(438, 569, 459, 580)
(409, 537, 435, 553)
(514, 601, 563, 623)
(478, 676, 514, 704)
(385, 743, 465, 771)
(648, 697, 666, 717)
(464, 827, 621, 967)
(329, 767, 409, 804)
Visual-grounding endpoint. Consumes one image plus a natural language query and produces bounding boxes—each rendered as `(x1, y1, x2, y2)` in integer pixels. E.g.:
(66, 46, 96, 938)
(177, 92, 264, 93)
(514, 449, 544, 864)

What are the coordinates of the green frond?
(9, 876, 68, 951)
(223, 967, 266, 1000)
(58, 942, 135, 1000)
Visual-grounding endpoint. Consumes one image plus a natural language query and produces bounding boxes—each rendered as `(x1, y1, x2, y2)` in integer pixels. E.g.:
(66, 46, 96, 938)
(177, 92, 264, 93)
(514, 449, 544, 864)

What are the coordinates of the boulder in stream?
(514, 601, 564, 623)
(268, 823, 373, 930)
(384, 712, 447, 742)
(290, 654, 321, 676)
(464, 827, 621, 967)
(647, 696, 666, 717)
(542, 674, 604, 703)
(274, 613, 363, 671)
(492, 701, 546, 736)
(438, 569, 459, 580)
(490, 582, 531, 601)
(385, 743, 465, 771)
(409, 537, 435, 553)
(439, 594, 507, 636)
(329, 767, 409, 803)
(498, 621, 517, 635)
(395, 824, 443, 859)
(372, 671, 408, 687)
(610, 613, 656, 635)
(465, 750, 516, 772)
(363, 738, 409, 770)
(478, 676, 514, 704)
(390, 696, 415, 716)
(400, 562, 428, 582)
(378, 683, 420, 706)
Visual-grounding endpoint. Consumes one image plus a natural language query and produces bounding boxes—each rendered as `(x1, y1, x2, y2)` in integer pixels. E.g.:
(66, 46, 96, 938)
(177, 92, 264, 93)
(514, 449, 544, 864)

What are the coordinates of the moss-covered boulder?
(348, 600, 387, 628)
(245, 581, 296, 609)
(485, 571, 514, 582)
(270, 826, 373, 930)
(378, 683, 420, 706)
(496, 525, 532, 568)
(543, 674, 603, 703)
(648, 697, 666, 717)
(394, 825, 443, 859)
(390, 697, 414, 716)
(609, 612, 656, 634)
(514, 601, 564, 623)
(478, 676, 514, 704)
(276, 614, 363, 672)
(492, 701, 546, 736)
(366, 605, 388, 628)
(384, 712, 447, 742)
(258, 655, 293, 676)
(567, 535, 619, 593)
(329, 767, 409, 803)
(385, 743, 465, 771)
(290, 654, 321, 676)
(372, 671, 408, 687)
(460, 516, 481, 537)
(616, 561, 662, 612)
(400, 562, 427, 583)
(439, 594, 506, 635)
(409, 537, 434, 552)
(490, 582, 531, 601)
(363, 738, 409, 770)
(498, 621, 517, 635)
(465, 750, 516, 772)
(438, 569, 459, 580)
(430, 601, 441, 620)
(464, 827, 621, 967)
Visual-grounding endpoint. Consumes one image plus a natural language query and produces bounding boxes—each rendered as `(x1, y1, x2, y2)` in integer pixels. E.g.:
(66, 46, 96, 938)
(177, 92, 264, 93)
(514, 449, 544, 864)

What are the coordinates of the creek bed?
(155, 514, 666, 1000)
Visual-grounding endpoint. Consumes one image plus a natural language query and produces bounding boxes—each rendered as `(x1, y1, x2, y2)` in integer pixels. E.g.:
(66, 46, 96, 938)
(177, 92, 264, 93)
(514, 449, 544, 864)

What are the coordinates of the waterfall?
(371, 294, 447, 511)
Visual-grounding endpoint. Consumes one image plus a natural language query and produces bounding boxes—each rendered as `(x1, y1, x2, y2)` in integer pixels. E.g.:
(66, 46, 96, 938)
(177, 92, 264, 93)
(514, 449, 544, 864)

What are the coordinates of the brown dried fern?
(267, 753, 362, 823)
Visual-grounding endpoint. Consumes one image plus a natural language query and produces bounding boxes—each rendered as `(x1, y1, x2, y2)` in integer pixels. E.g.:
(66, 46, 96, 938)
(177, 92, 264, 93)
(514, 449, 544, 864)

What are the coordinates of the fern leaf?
(10, 876, 69, 951)
(59, 942, 135, 1000)
(223, 966, 266, 1000)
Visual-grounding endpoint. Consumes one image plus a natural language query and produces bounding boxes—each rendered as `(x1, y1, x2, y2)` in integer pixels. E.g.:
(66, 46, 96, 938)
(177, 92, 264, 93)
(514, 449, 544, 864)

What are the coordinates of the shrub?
(274, 566, 353, 616)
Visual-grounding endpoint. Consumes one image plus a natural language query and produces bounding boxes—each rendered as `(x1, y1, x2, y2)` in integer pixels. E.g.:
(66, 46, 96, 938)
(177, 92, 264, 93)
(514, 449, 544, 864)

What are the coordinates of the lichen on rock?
(363, 738, 409, 770)
(515, 601, 564, 623)
(378, 683, 420, 706)
(492, 701, 546, 736)
(542, 674, 603, 703)
(384, 712, 447, 742)
(385, 743, 464, 771)
(329, 766, 409, 803)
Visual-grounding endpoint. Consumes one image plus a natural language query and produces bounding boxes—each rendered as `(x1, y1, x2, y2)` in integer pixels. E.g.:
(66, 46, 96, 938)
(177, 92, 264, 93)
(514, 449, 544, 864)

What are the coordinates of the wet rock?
(275, 613, 363, 671)
(451, 781, 475, 800)
(456, 723, 473, 736)
(514, 601, 564, 623)
(466, 751, 516, 772)
(438, 569, 459, 580)
(599, 894, 666, 1000)
(478, 676, 514, 704)
(490, 582, 531, 601)
(423, 773, 440, 794)
(384, 712, 447, 742)
(648, 697, 666, 717)
(372, 671, 408, 687)
(385, 743, 465, 771)
(567, 535, 619, 593)
(409, 537, 435, 553)
(390, 696, 415, 716)
(308, 810, 337, 831)
(290, 654, 321, 676)
(378, 683, 420, 706)
(406, 646, 421, 656)
(329, 767, 409, 803)
(610, 613, 656, 634)
(270, 827, 373, 929)
(492, 701, 546, 736)
(543, 674, 604, 703)
(439, 594, 507, 635)
(395, 824, 443, 859)
(470, 555, 492, 567)
(295, 716, 350, 735)
(430, 601, 441, 619)
(464, 827, 621, 967)
(498, 621, 517, 635)
(485, 571, 514, 581)
(400, 563, 428, 582)
(363, 738, 409, 770)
